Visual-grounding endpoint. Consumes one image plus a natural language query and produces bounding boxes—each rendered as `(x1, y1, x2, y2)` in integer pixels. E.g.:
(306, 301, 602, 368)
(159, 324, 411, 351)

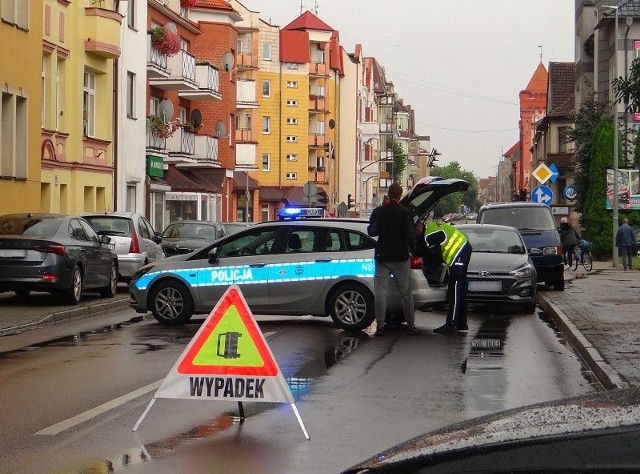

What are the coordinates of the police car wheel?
(150, 280, 195, 325)
(327, 283, 375, 331)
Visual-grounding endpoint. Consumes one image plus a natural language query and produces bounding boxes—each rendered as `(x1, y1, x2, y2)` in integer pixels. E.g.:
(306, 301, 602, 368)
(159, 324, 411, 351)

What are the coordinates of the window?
(126, 71, 135, 118)
(1, 88, 28, 179)
(262, 43, 271, 60)
(127, 0, 135, 29)
(126, 185, 136, 212)
(179, 106, 187, 124)
(286, 99, 298, 107)
(558, 126, 571, 153)
(286, 154, 298, 161)
(56, 57, 64, 131)
(286, 172, 297, 180)
(287, 63, 298, 70)
(2, 0, 29, 29)
(316, 50, 325, 63)
(218, 229, 277, 258)
(41, 55, 48, 128)
(285, 229, 342, 253)
(286, 117, 298, 125)
(83, 71, 96, 137)
(262, 80, 271, 97)
(262, 153, 270, 171)
(286, 136, 297, 143)
(262, 116, 271, 134)
(287, 81, 298, 88)
(261, 204, 269, 222)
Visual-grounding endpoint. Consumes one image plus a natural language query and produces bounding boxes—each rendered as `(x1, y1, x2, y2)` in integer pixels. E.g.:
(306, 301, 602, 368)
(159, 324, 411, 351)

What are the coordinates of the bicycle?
(569, 240, 593, 271)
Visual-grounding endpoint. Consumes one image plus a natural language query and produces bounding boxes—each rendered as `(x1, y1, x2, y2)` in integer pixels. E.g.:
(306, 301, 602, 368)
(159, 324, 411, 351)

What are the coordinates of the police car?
(129, 177, 469, 331)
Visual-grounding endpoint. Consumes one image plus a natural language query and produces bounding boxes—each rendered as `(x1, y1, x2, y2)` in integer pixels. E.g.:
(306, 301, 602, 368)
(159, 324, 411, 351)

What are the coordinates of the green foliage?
(429, 161, 479, 218)
(612, 56, 640, 113)
(385, 137, 407, 183)
(583, 117, 613, 257)
(566, 93, 608, 215)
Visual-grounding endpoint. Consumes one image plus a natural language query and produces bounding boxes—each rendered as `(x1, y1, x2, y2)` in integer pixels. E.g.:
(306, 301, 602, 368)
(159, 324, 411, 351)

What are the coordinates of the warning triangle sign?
(154, 285, 295, 404)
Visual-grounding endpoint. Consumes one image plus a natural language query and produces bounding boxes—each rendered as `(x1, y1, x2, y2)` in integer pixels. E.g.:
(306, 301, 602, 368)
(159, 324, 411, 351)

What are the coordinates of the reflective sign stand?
(133, 399, 310, 440)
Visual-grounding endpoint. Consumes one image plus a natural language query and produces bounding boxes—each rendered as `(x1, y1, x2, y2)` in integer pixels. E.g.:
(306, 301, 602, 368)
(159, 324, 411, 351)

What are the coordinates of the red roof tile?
(525, 62, 548, 94)
(195, 0, 235, 10)
(283, 10, 334, 32)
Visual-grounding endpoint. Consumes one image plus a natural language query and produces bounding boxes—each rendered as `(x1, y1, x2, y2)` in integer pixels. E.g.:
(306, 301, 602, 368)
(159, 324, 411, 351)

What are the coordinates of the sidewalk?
(538, 260, 640, 390)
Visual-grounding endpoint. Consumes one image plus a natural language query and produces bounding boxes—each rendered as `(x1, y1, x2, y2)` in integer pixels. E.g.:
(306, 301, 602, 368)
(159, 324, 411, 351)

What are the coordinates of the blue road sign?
(531, 185, 553, 205)
(548, 163, 560, 183)
(563, 185, 577, 201)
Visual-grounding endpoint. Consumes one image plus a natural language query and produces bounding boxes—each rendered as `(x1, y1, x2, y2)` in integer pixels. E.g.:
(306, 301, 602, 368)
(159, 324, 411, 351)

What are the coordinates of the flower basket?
(181, 0, 198, 7)
(147, 115, 179, 138)
(148, 27, 181, 57)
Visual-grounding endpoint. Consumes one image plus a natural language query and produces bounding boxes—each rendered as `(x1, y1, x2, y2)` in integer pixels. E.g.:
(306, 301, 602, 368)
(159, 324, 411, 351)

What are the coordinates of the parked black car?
(0, 213, 118, 304)
(160, 220, 228, 256)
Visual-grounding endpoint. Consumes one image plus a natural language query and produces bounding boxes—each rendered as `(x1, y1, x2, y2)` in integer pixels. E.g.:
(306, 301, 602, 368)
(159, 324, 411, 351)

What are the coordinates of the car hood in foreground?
(342, 387, 640, 473)
(467, 252, 530, 274)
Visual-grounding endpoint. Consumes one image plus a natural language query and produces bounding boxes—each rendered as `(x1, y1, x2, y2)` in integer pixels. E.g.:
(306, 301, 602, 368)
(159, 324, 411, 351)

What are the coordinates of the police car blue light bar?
(277, 207, 325, 220)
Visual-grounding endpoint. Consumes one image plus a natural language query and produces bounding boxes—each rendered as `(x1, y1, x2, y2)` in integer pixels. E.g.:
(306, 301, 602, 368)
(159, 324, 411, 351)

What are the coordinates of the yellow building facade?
(0, 0, 43, 213)
(40, 1, 121, 214)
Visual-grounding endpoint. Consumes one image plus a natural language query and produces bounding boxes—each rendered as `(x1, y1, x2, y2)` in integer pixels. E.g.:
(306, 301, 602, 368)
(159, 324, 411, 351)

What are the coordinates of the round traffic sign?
(564, 185, 577, 201)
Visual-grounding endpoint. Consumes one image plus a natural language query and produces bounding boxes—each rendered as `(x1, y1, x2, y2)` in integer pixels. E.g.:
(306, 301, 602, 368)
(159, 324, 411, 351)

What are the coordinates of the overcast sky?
(237, 0, 575, 178)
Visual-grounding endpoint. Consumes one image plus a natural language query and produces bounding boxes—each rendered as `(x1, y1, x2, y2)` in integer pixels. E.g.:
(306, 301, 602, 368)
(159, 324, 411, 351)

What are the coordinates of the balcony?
(377, 94, 394, 107)
(179, 63, 221, 100)
(83, 7, 123, 59)
(236, 143, 257, 168)
(235, 129, 256, 143)
(147, 36, 169, 79)
(237, 52, 258, 69)
(309, 62, 328, 76)
(308, 97, 327, 113)
(379, 122, 394, 135)
(146, 129, 168, 155)
(149, 50, 197, 91)
(308, 133, 326, 148)
(165, 127, 196, 164)
(236, 80, 258, 108)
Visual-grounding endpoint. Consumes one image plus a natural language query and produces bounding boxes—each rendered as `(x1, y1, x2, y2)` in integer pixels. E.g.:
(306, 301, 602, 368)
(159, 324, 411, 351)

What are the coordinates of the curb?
(0, 297, 131, 336)
(537, 293, 628, 391)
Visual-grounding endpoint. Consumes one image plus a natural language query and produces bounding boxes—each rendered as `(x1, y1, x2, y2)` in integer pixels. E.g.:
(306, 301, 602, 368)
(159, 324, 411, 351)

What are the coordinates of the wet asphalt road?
(0, 300, 598, 474)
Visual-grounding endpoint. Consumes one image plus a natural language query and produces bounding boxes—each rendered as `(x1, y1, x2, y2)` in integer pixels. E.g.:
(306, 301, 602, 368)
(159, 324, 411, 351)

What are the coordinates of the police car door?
(267, 226, 344, 312)
(197, 227, 278, 311)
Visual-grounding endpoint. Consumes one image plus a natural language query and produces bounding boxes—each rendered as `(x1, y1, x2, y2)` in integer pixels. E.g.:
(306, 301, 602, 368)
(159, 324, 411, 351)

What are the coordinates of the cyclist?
(558, 217, 581, 270)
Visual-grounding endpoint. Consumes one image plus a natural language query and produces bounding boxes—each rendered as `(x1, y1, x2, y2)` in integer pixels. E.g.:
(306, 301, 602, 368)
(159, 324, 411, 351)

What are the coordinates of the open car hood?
(400, 177, 470, 221)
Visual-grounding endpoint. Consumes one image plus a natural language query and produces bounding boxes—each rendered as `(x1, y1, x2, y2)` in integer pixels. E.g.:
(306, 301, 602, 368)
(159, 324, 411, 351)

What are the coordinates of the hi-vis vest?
(424, 222, 468, 266)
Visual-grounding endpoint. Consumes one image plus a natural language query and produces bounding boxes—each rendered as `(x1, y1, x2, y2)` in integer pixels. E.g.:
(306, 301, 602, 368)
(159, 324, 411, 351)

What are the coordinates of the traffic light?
(347, 194, 355, 209)
(317, 190, 329, 206)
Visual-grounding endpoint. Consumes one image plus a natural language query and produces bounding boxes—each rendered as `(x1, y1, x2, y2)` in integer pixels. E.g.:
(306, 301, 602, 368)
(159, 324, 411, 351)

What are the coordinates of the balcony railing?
(194, 135, 219, 164)
(179, 63, 221, 100)
(147, 37, 169, 78)
(309, 97, 327, 112)
(308, 133, 325, 147)
(83, 7, 122, 59)
(236, 79, 257, 107)
(237, 52, 258, 69)
(149, 50, 197, 91)
(235, 129, 254, 142)
(146, 129, 166, 151)
(309, 62, 328, 76)
(166, 127, 196, 161)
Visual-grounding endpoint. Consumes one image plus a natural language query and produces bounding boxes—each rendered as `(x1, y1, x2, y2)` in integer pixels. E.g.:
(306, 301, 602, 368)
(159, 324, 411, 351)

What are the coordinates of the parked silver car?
(129, 177, 469, 330)
(82, 212, 164, 282)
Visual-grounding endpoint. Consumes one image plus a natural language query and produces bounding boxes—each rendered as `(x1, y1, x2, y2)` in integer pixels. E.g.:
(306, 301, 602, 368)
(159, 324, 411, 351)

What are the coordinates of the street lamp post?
(603, 5, 620, 267)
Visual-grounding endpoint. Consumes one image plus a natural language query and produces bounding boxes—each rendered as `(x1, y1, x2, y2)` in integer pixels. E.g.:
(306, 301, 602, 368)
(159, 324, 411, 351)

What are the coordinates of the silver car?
(456, 223, 537, 313)
(129, 178, 469, 330)
(83, 212, 164, 282)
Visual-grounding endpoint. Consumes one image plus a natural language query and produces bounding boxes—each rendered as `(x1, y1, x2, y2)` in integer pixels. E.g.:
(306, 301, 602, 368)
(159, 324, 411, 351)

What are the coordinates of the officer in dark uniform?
(422, 221, 472, 334)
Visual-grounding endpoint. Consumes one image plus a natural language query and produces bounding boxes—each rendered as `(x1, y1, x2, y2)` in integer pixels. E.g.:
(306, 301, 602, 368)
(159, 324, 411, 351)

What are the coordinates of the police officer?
(422, 220, 472, 334)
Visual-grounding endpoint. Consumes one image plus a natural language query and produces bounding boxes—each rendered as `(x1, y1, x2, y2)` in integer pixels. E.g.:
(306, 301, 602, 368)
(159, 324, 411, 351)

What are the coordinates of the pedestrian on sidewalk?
(367, 182, 418, 337)
(615, 218, 637, 270)
(559, 217, 580, 269)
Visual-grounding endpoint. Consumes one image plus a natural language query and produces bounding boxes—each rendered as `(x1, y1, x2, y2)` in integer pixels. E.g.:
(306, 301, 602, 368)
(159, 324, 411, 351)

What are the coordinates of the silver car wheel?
(63, 266, 82, 305)
(329, 284, 374, 331)
(150, 280, 194, 325)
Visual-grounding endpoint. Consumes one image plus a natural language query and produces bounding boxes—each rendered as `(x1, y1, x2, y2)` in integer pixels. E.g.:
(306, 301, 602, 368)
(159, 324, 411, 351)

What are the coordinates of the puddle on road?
(463, 315, 510, 374)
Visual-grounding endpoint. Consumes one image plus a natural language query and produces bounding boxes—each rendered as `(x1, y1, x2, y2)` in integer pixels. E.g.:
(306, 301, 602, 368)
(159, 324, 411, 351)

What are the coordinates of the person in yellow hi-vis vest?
(422, 221, 472, 334)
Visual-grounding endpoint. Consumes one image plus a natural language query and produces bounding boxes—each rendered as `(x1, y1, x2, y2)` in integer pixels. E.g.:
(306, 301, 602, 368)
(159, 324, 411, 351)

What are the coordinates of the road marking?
(36, 330, 280, 435)
(36, 380, 162, 435)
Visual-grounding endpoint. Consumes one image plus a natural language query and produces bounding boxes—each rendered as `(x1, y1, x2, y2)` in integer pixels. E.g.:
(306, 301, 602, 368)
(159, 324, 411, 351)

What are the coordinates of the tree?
(385, 137, 407, 184)
(428, 161, 479, 218)
(566, 92, 608, 215)
(583, 117, 614, 257)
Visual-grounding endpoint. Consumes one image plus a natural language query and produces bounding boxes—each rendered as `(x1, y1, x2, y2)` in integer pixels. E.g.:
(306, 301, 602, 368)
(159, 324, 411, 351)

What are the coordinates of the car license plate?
(0, 249, 26, 258)
(468, 280, 501, 292)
